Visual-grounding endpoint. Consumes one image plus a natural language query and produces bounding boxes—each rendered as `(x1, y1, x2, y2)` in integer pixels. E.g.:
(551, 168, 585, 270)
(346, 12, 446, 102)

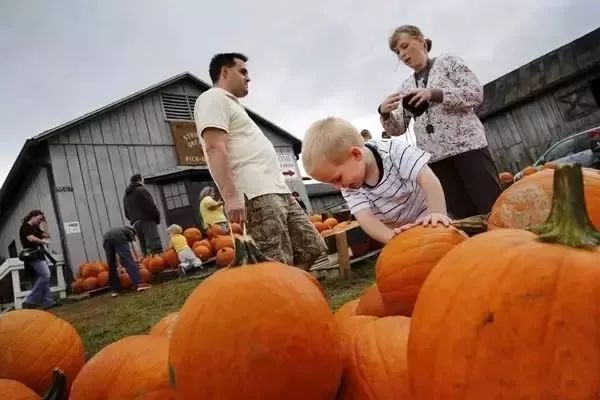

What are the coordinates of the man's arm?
(202, 128, 245, 222)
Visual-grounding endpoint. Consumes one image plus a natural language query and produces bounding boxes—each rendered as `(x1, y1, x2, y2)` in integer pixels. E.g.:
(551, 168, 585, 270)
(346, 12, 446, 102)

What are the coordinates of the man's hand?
(394, 212, 452, 233)
(224, 196, 246, 224)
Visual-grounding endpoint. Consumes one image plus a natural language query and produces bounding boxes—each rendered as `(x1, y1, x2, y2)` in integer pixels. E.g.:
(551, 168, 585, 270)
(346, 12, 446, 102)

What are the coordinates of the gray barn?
(480, 27, 600, 173)
(0, 72, 310, 278)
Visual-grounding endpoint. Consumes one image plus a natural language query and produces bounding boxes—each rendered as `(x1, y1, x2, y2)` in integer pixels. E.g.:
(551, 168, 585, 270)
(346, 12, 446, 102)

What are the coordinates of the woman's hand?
(406, 88, 432, 107)
(379, 92, 403, 115)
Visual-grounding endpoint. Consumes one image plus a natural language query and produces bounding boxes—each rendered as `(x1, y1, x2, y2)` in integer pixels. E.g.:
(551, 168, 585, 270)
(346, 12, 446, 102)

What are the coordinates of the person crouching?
(167, 224, 203, 277)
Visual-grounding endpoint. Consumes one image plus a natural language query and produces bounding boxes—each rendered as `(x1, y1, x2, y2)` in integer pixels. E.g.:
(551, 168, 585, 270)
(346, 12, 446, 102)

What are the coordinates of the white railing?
(0, 256, 67, 311)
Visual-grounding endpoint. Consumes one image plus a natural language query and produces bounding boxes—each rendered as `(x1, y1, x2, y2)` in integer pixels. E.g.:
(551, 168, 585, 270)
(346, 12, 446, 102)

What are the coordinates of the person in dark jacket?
(123, 174, 163, 256)
(103, 226, 151, 297)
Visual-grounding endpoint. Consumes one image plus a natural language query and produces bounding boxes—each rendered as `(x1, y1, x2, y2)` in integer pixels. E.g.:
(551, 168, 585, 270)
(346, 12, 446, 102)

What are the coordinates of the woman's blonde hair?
(302, 117, 364, 174)
(389, 25, 432, 53)
(167, 224, 183, 236)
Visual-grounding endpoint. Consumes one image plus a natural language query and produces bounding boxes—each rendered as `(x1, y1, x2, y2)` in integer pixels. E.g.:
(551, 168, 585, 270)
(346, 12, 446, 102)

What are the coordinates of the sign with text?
(170, 121, 206, 166)
(277, 152, 301, 180)
(64, 221, 81, 235)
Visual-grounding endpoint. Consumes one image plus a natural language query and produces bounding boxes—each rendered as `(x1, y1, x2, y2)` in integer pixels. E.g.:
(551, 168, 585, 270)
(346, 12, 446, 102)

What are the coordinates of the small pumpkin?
(138, 267, 154, 283)
(168, 235, 342, 399)
(214, 236, 234, 251)
(71, 278, 84, 294)
(498, 171, 514, 183)
(149, 312, 179, 339)
(194, 239, 212, 251)
(488, 167, 600, 231)
(0, 368, 66, 400)
(339, 317, 411, 400)
(313, 221, 328, 233)
(147, 254, 167, 274)
(375, 225, 467, 316)
(83, 277, 99, 292)
(309, 214, 323, 223)
(96, 271, 109, 287)
(70, 335, 175, 399)
(162, 249, 179, 269)
(215, 247, 235, 268)
(0, 310, 85, 395)
(182, 227, 202, 247)
(206, 224, 227, 239)
(193, 245, 212, 261)
(355, 283, 387, 317)
(409, 164, 600, 399)
(118, 271, 132, 290)
(324, 217, 339, 229)
(521, 165, 539, 176)
(230, 222, 243, 234)
(80, 263, 102, 279)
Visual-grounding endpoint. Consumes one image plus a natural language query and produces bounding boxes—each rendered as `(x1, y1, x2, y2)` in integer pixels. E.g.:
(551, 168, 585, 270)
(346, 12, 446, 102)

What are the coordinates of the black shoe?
(22, 302, 40, 309)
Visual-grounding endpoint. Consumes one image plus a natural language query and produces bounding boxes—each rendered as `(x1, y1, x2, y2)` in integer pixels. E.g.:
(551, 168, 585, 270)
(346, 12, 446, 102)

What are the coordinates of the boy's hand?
(393, 213, 452, 234)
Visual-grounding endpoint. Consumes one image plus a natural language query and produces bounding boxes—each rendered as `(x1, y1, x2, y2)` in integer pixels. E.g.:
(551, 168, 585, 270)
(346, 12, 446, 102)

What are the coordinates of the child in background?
(167, 224, 203, 277)
(302, 117, 451, 244)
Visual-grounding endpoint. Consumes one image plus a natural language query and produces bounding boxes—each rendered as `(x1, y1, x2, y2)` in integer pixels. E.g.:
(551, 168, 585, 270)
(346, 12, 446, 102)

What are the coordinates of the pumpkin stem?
(230, 234, 271, 268)
(530, 163, 600, 248)
(43, 368, 66, 400)
(451, 213, 489, 236)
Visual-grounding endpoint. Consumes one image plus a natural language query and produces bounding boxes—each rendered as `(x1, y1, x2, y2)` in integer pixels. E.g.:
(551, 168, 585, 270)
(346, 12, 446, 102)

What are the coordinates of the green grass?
(52, 259, 376, 358)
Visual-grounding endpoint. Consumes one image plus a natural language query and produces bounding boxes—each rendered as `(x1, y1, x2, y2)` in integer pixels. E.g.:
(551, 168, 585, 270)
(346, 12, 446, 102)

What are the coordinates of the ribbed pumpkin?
(335, 315, 378, 368)
(408, 164, 600, 399)
(488, 167, 600, 230)
(147, 255, 167, 274)
(71, 278, 84, 294)
(162, 249, 179, 269)
(168, 235, 342, 399)
(334, 299, 359, 322)
(375, 226, 467, 316)
(70, 335, 174, 400)
(182, 227, 202, 247)
(193, 245, 212, 261)
(215, 247, 234, 268)
(83, 277, 99, 292)
(355, 283, 387, 317)
(214, 236, 234, 251)
(0, 368, 66, 400)
(206, 224, 227, 239)
(96, 271, 109, 287)
(339, 317, 411, 400)
(138, 267, 154, 283)
(0, 310, 85, 395)
(149, 312, 179, 339)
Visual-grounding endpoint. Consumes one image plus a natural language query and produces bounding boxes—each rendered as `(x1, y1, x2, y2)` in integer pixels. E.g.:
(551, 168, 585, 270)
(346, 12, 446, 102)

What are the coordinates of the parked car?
(513, 125, 600, 181)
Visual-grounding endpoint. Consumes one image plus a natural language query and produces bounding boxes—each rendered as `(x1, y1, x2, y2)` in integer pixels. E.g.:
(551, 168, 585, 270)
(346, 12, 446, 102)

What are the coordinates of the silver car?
(514, 125, 600, 181)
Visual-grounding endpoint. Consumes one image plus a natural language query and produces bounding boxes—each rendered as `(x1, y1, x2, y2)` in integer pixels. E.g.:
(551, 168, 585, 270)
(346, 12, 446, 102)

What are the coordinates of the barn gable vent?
(160, 93, 199, 121)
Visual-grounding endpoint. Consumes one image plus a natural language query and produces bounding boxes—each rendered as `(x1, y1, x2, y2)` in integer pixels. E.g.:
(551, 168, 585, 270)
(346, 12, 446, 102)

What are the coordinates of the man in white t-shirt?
(194, 53, 326, 270)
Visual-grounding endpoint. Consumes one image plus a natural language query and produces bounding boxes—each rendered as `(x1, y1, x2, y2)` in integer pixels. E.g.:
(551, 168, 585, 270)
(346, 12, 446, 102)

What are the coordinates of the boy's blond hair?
(302, 117, 364, 174)
(167, 224, 183, 236)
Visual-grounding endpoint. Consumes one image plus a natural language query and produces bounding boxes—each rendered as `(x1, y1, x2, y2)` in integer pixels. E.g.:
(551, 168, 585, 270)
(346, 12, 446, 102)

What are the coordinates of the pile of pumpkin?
(4, 163, 600, 399)
(71, 259, 155, 294)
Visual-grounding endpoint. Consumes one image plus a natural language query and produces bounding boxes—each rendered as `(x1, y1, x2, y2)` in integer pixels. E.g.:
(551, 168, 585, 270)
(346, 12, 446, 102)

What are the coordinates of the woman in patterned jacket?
(378, 25, 502, 219)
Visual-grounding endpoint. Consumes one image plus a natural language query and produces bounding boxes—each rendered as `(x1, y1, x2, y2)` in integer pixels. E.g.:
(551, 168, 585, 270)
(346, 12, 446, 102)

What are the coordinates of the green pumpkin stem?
(530, 163, 600, 248)
(230, 234, 271, 268)
(43, 368, 66, 400)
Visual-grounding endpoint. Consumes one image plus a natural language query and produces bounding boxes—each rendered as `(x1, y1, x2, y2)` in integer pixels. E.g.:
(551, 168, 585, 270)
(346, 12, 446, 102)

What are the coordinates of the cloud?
(0, 0, 598, 185)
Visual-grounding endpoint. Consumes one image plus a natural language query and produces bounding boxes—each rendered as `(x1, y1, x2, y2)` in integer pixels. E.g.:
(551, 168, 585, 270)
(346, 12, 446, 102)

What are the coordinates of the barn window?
(160, 93, 198, 121)
(162, 181, 190, 210)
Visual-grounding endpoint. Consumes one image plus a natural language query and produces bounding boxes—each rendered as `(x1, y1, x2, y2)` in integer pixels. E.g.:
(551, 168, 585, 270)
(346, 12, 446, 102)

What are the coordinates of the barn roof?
(479, 27, 600, 119)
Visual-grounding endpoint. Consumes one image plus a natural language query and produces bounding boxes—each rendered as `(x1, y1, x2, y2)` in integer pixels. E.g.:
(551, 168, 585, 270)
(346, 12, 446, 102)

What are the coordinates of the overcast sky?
(1, 0, 598, 185)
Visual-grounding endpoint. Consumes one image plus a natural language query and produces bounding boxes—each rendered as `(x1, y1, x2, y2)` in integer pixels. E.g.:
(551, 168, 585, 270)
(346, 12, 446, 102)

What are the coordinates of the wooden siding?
(0, 167, 61, 260)
(483, 71, 600, 173)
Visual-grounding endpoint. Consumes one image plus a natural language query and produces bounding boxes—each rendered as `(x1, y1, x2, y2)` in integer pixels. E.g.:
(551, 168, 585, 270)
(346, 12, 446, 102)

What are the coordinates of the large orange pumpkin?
(83, 277, 99, 292)
(147, 255, 167, 274)
(334, 299, 359, 322)
(355, 283, 387, 317)
(488, 167, 600, 230)
(375, 226, 467, 316)
(0, 368, 65, 400)
(335, 315, 378, 367)
(149, 312, 179, 339)
(0, 310, 85, 395)
(168, 236, 342, 399)
(96, 271, 109, 287)
(339, 317, 411, 400)
(409, 164, 600, 399)
(162, 249, 179, 269)
(182, 227, 202, 247)
(71, 278, 84, 294)
(70, 335, 174, 400)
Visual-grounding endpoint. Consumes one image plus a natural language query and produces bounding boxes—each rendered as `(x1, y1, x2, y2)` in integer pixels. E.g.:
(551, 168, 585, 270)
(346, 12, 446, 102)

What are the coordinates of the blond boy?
(167, 224, 202, 277)
(302, 117, 451, 244)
